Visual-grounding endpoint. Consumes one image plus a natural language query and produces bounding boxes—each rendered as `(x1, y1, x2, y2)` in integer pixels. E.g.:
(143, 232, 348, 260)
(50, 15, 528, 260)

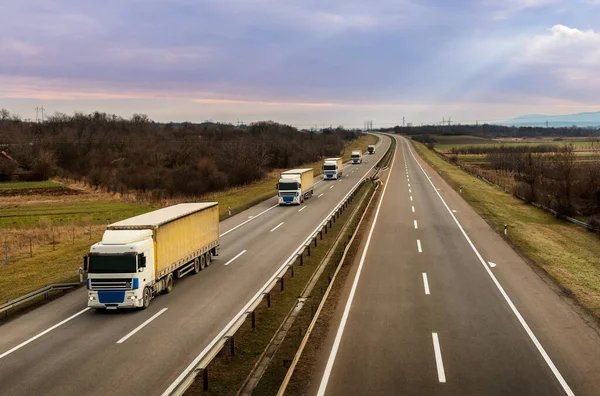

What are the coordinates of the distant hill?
(502, 111, 600, 128)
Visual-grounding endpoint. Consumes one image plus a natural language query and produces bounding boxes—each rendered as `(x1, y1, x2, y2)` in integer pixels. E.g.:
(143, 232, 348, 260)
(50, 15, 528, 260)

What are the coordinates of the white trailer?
(277, 168, 314, 205)
(84, 203, 219, 309)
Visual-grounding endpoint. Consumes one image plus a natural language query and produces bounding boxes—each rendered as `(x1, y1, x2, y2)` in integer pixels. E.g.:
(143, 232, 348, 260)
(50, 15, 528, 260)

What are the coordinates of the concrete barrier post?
(203, 369, 209, 391)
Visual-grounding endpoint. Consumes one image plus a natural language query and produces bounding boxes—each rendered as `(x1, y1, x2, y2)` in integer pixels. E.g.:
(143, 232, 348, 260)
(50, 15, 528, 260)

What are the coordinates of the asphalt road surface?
(309, 135, 600, 396)
(0, 135, 390, 396)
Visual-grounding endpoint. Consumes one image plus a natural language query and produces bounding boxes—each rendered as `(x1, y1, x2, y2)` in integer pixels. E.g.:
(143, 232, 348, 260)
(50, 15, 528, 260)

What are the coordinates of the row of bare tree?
(0, 110, 359, 198)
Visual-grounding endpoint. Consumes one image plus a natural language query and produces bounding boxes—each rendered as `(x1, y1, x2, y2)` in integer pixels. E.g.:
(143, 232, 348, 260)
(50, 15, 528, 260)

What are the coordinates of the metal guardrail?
(0, 283, 80, 316)
(165, 135, 394, 396)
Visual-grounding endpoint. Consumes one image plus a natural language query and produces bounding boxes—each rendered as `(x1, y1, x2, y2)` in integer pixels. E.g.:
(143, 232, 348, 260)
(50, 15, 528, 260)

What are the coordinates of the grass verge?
(411, 139, 600, 318)
(0, 180, 63, 190)
(184, 181, 375, 396)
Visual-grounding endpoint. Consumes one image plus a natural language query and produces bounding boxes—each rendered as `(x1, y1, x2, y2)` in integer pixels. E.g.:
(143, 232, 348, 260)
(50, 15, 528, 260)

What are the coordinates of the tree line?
(0, 110, 360, 198)
(383, 124, 600, 138)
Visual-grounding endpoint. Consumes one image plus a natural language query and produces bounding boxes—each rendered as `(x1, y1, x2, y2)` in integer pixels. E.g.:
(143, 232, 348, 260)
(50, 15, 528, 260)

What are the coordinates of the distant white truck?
(323, 157, 343, 180)
(351, 150, 363, 164)
(84, 203, 219, 309)
(368, 145, 375, 154)
(277, 168, 314, 205)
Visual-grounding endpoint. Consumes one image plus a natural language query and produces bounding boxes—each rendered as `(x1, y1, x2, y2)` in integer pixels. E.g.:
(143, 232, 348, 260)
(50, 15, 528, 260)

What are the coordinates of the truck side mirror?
(138, 254, 146, 268)
(83, 256, 88, 271)
(276, 183, 279, 190)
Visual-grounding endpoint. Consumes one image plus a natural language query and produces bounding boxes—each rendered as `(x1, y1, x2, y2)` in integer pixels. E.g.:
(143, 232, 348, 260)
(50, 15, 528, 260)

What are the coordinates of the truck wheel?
(142, 287, 151, 309)
(206, 252, 212, 266)
(164, 274, 174, 294)
(193, 257, 200, 274)
(200, 254, 206, 270)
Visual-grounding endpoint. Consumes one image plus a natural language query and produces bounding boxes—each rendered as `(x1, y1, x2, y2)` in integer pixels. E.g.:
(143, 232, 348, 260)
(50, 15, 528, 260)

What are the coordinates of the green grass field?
(412, 139, 600, 318)
(0, 201, 155, 229)
(0, 180, 63, 190)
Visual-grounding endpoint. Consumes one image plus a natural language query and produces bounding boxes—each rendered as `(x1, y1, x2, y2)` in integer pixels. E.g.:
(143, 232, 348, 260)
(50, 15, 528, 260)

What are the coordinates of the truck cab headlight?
(89, 296, 96, 301)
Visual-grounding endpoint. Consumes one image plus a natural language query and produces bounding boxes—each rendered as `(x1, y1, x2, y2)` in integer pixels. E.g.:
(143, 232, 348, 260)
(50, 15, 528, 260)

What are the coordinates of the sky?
(1, 0, 600, 128)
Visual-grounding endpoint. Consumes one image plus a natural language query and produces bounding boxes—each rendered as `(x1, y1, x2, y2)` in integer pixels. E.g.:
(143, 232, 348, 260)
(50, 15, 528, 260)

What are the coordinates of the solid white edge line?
(298, 206, 307, 212)
(270, 222, 284, 232)
(224, 250, 247, 266)
(220, 204, 278, 237)
(0, 307, 91, 360)
(422, 273, 430, 295)
(417, 239, 422, 252)
(162, 135, 392, 396)
(117, 308, 168, 344)
(316, 138, 396, 396)
(414, 220, 418, 229)
(404, 138, 575, 396)
(432, 333, 446, 383)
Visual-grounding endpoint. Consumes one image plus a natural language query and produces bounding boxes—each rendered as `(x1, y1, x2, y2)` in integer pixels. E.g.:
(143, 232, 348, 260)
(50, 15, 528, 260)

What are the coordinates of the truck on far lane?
(323, 157, 343, 180)
(368, 145, 375, 154)
(351, 150, 363, 164)
(84, 203, 219, 309)
(277, 168, 314, 205)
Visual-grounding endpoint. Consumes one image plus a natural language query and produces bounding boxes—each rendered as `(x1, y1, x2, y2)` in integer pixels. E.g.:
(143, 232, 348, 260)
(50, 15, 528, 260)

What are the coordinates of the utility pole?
(546, 120, 549, 128)
(402, 116, 405, 128)
(34, 105, 45, 123)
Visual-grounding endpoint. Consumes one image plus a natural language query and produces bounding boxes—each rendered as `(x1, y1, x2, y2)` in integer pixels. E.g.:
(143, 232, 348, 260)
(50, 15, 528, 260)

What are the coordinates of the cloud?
(485, 0, 561, 19)
(521, 24, 600, 65)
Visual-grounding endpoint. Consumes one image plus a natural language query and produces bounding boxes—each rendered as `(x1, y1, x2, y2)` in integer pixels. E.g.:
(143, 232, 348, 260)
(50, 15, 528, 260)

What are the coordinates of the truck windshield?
(351, 155, 360, 158)
(279, 182, 299, 190)
(323, 165, 336, 171)
(89, 254, 137, 273)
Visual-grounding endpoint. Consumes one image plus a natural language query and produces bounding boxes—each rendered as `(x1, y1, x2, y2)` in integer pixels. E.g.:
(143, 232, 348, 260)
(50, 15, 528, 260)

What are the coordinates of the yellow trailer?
(86, 203, 219, 309)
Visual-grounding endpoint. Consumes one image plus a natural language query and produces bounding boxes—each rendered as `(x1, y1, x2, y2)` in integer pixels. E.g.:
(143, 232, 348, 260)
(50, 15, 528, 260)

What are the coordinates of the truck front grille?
(90, 278, 132, 290)
(280, 192, 296, 197)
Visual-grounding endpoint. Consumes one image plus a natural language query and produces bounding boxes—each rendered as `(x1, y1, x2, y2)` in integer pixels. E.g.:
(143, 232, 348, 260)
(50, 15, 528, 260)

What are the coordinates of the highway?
(308, 135, 600, 396)
(0, 135, 390, 396)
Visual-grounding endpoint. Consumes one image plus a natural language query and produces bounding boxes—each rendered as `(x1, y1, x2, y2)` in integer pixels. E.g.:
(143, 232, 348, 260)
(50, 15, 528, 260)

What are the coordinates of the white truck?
(84, 203, 219, 309)
(351, 150, 363, 164)
(323, 157, 343, 180)
(277, 168, 314, 205)
(368, 145, 375, 154)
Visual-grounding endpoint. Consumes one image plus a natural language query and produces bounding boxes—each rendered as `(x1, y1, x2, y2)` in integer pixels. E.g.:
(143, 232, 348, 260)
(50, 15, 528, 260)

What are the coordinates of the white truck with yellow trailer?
(84, 203, 219, 309)
(323, 157, 343, 180)
(277, 168, 314, 205)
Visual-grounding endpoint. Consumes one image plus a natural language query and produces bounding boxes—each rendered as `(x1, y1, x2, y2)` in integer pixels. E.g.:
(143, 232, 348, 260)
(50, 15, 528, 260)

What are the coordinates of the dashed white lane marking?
(224, 250, 247, 266)
(220, 204, 278, 237)
(318, 193, 324, 198)
(488, 262, 497, 268)
(417, 239, 422, 252)
(432, 333, 446, 383)
(412, 206, 415, 213)
(414, 220, 418, 229)
(117, 308, 168, 344)
(299, 206, 307, 212)
(270, 222, 284, 232)
(422, 273, 430, 295)
(410, 196, 413, 201)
